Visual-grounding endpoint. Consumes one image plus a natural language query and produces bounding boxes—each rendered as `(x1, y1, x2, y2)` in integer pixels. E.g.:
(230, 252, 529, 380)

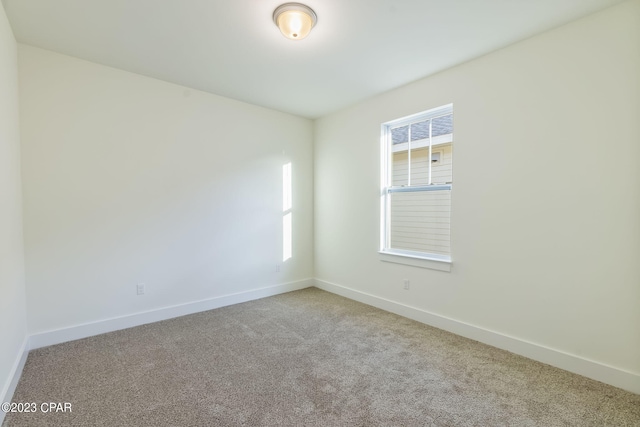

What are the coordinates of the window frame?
(379, 104, 453, 270)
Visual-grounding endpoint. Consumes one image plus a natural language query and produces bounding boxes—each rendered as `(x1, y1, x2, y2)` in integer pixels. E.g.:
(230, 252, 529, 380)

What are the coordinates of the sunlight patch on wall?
(283, 162, 292, 262)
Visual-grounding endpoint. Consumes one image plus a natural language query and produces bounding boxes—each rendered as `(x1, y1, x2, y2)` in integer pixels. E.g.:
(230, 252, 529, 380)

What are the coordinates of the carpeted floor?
(3, 288, 639, 426)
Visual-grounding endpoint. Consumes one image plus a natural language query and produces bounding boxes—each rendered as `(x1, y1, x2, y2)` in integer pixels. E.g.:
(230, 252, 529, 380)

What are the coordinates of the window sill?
(379, 250, 452, 272)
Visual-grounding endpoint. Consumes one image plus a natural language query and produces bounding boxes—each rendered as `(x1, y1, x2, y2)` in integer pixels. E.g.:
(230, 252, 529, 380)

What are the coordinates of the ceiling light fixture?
(273, 3, 317, 41)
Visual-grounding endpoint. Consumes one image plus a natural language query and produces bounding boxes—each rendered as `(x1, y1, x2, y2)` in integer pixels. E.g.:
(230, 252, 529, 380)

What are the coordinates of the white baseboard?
(314, 278, 640, 395)
(30, 279, 313, 350)
(0, 336, 30, 426)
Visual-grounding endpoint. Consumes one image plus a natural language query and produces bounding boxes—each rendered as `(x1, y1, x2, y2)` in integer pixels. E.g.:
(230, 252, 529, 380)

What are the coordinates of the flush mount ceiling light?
(273, 3, 317, 41)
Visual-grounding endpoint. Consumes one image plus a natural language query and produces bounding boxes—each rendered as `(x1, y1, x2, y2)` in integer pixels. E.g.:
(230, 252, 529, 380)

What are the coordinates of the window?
(380, 104, 453, 265)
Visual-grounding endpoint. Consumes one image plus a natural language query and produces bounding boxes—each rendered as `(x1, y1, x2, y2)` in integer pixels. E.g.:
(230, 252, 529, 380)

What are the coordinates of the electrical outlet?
(403, 279, 410, 290)
(137, 283, 145, 295)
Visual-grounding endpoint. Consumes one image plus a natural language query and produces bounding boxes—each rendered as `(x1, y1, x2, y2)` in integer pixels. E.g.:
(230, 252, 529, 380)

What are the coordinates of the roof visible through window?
(391, 114, 452, 145)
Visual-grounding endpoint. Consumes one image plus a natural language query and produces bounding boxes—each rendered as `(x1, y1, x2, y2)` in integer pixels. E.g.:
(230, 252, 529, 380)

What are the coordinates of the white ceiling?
(2, 0, 626, 118)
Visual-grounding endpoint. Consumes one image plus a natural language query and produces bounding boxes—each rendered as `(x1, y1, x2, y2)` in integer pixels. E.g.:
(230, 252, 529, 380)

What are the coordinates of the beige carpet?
(3, 288, 639, 426)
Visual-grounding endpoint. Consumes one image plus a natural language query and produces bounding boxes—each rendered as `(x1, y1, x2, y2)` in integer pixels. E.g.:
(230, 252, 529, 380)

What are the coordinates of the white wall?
(315, 0, 640, 388)
(0, 0, 27, 407)
(19, 45, 314, 335)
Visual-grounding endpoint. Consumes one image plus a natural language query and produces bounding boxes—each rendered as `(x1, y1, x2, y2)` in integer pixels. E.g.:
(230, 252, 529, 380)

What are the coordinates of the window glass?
(381, 104, 453, 261)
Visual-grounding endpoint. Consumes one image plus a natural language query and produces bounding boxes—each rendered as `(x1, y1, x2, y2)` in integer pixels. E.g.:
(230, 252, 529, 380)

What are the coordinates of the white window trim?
(380, 104, 453, 272)
(379, 250, 451, 272)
